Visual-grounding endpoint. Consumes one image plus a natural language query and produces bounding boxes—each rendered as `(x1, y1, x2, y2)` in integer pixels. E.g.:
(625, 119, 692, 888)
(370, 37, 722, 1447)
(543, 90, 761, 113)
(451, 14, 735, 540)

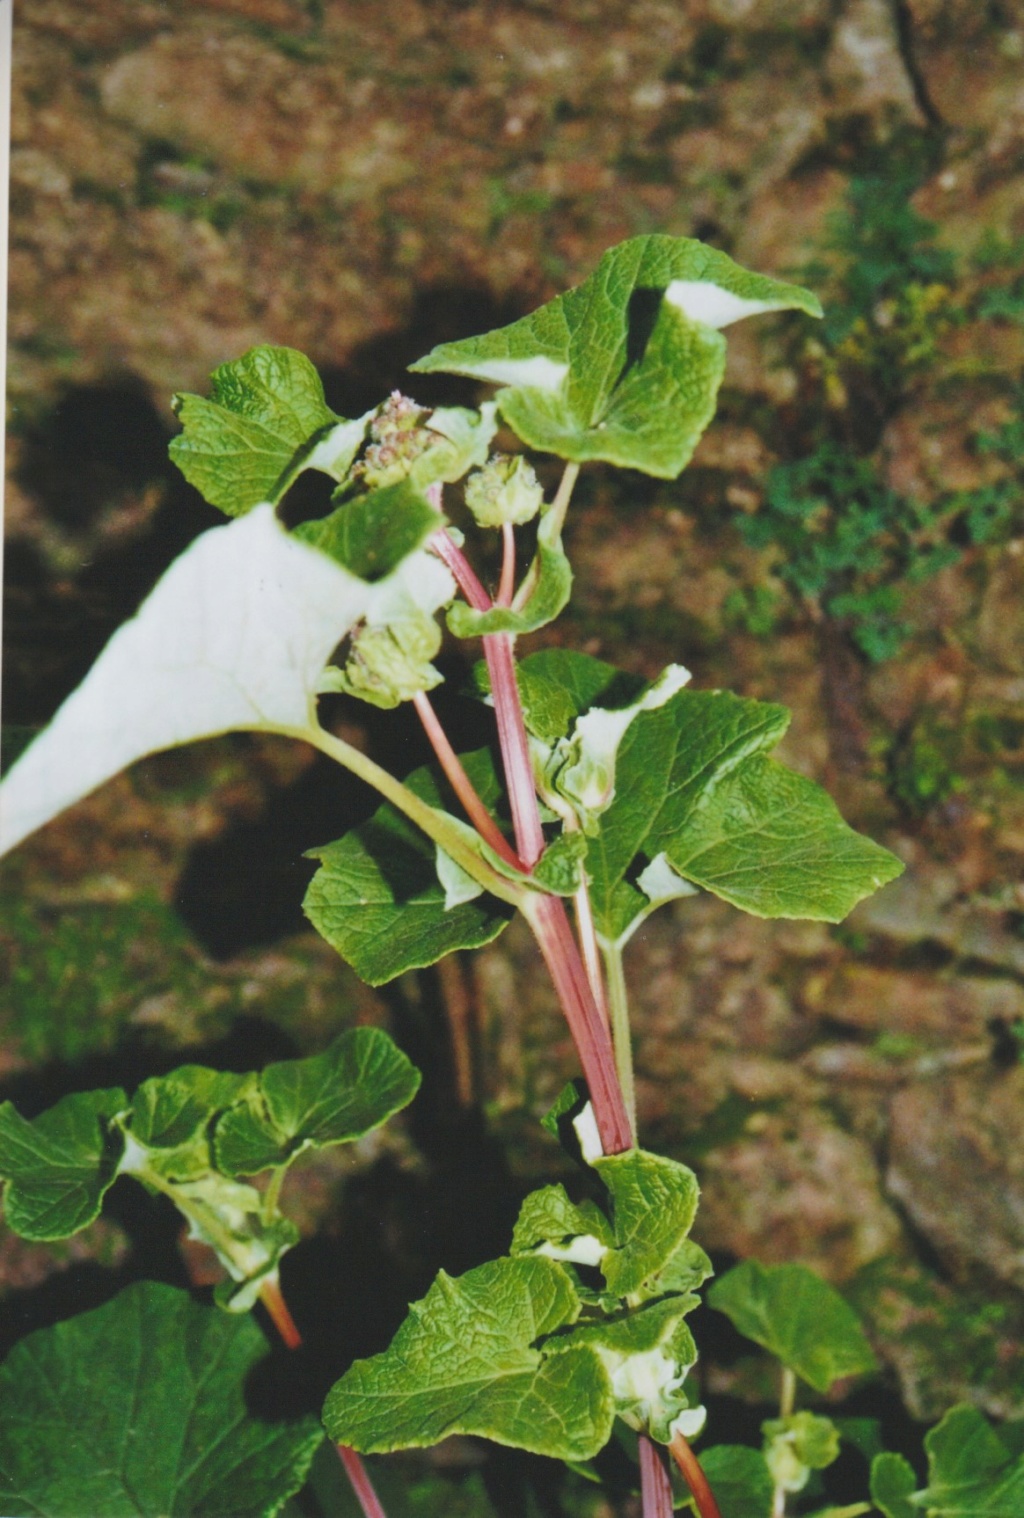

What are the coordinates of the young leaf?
(169, 344, 364, 515)
(214, 1027, 420, 1175)
(584, 688, 903, 943)
(511, 1184, 613, 1264)
(412, 402, 499, 485)
(511, 649, 636, 744)
(447, 503, 572, 637)
(538, 664, 691, 833)
(411, 235, 821, 478)
(127, 1066, 254, 1180)
(0, 1088, 126, 1241)
(553, 1295, 700, 1443)
(323, 1256, 614, 1461)
(593, 1149, 701, 1299)
(708, 1261, 877, 1395)
(115, 1122, 300, 1312)
(762, 1411, 841, 1495)
(532, 831, 589, 894)
(304, 751, 512, 985)
(917, 1404, 1024, 1515)
(0, 505, 378, 857)
(869, 1453, 917, 1518)
(0, 1281, 322, 1517)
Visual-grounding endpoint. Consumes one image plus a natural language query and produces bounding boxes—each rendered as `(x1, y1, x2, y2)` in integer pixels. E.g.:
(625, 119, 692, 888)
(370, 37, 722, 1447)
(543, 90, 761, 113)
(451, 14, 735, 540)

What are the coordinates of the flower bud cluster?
(464, 454, 544, 529)
(335, 612, 443, 710)
(358, 392, 435, 489)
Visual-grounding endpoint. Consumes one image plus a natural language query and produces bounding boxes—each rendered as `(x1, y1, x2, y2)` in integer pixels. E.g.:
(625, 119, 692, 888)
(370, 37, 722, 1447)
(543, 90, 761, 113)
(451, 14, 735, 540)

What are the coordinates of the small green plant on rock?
(0, 236, 1013, 1517)
(734, 170, 1023, 667)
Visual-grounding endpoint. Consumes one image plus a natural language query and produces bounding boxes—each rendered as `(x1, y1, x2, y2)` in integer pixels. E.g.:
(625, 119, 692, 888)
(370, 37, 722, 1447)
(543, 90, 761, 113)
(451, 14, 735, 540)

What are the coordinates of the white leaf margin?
(1, 505, 383, 855)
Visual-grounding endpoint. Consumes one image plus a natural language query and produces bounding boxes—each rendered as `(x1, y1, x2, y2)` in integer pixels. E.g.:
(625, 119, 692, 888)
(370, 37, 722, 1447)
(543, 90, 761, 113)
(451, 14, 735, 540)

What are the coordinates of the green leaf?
(555, 1296, 699, 1442)
(916, 1404, 1024, 1515)
(304, 751, 512, 984)
(214, 1028, 420, 1175)
(664, 753, 904, 919)
(511, 1184, 613, 1263)
(586, 689, 903, 943)
(708, 1261, 877, 1394)
(127, 1066, 254, 1180)
(0, 1089, 126, 1241)
(870, 1453, 918, 1518)
(412, 235, 820, 477)
(0, 505, 378, 857)
(513, 649, 636, 744)
(0, 1281, 322, 1517)
(593, 1148, 701, 1299)
(295, 479, 440, 581)
(447, 502, 572, 637)
(413, 403, 499, 485)
(677, 1445, 774, 1518)
(532, 831, 589, 894)
(169, 344, 361, 516)
(653, 1238, 715, 1296)
(323, 1256, 614, 1461)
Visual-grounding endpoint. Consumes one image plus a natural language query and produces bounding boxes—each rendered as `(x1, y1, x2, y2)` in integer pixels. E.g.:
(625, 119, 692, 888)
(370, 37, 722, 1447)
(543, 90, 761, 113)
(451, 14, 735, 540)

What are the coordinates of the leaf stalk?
(601, 937, 638, 1137)
(412, 691, 524, 870)
(669, 1430, 723, 1518)
(258, 1277, 390, 1518)
(303, 724, 526, 910)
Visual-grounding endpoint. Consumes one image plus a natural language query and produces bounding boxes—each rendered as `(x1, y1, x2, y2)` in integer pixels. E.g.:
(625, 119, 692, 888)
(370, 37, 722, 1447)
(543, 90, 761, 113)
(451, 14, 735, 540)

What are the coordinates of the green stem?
(512, 461, 579, 612)
(601, 937, 637, 1139)
(301, 724, 526, 909)
(779, 1365, 797, 1419)
(261, 1164, 288, 1227)
(771, 1366, 798, 1518)
(521, 892, 633, 1155)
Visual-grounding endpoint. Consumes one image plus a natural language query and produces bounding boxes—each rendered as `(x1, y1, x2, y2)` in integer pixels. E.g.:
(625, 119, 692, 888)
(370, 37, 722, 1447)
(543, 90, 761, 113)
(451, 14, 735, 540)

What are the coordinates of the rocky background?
(4, 0, 1024, 1509)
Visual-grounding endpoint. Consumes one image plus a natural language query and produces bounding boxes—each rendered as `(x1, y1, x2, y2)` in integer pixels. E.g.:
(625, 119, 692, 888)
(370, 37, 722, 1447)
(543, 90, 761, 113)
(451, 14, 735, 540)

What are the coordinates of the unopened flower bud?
(464, 454, 543, 529)
(335, 612, 443, 709)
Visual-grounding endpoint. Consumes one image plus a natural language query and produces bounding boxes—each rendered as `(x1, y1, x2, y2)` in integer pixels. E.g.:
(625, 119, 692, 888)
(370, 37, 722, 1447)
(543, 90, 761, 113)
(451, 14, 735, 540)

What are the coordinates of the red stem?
(430, 496, 717, 1518)
(412, 691, 524, 871)
(526, 893, 633, 1154)
(336, 1445, 389, 1518)
(258, 1280, 388, 1518)
(573, 874, 610, 1030)
(669, 1431, 722, 1518)
(429, 526, 544, 868)
(258, 1276, 303, 1350)
(433, 524, 627, 1143)
(430, 528, 491, 611)
(640, 1435, 674, 1518)
(484, 632, 546, 868)
(497, 521, 516, 606)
